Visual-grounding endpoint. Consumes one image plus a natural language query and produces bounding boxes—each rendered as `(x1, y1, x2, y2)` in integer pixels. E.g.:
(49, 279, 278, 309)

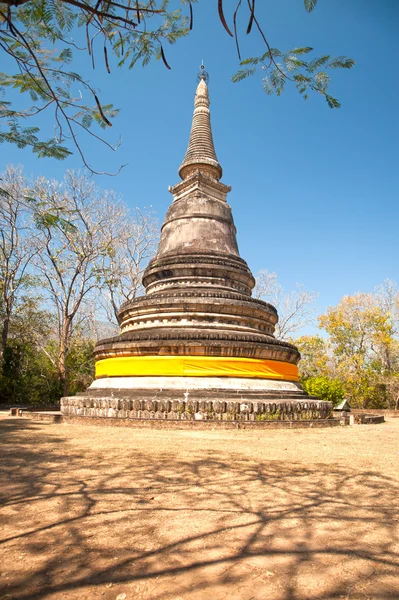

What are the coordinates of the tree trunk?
(1, 315, 10, 359)
(58, 318, 71, 397)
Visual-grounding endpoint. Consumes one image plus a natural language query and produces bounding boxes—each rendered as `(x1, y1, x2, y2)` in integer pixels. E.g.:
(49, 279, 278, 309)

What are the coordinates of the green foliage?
(233, 47, 354, 108)
(0, 0, 189, 170)
(0, 340, 62, 405)
(304, 0, 319, 13)
(342, 376, 388, 410)
(0, 122, 72, 159)
(0, 0, 354, 170)
(296, 335, 329, 379)
(65, 339, 95, 396)
(316, 287, 399, 409)
(302, 376, 345, 405)
(319, 294, 394, 361)
(0, 337, 96, 406)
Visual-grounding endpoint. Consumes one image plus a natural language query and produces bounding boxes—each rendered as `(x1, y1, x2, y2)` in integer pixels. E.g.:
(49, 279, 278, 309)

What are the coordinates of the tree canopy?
(0, 165, 158, 399)
(0, 0, 354, 172)
(296, 284, 399, 409)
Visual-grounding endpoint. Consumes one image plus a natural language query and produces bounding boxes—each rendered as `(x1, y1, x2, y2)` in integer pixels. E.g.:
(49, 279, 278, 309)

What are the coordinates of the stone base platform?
(63, 415, 340, 429)
(61, 380, 332, 422)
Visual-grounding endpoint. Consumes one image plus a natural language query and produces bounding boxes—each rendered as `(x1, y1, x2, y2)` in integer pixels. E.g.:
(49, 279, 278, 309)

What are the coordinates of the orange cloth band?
(95, 356, 299, 381)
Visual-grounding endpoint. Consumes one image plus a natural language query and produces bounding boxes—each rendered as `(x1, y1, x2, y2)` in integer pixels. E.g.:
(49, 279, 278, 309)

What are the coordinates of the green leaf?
(33, 140, 72, 159)
(59, 48, 73, 63)
(262, 48, 282, 59)
(240, 56, 261, 66)
(314, 71, 330, 91)
(304, 0, 319, 12)
(307, 55, 330, 72)
(270, 64, 287, 96)
(325, 94, 341, 109)
(262, 76, 274, 95)
(50, 0, 76, 32)
(232, 68, 256, 82)
(284, 55, 307, 72)
(81, 114, 93, 129)
(293, 74, 312, 83)
(328, 56, 355, 69)
(289, 47, 313, 55)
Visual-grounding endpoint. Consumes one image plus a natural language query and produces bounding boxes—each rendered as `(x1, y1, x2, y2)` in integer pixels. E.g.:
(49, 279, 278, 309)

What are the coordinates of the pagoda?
(61, 70, 331, 422)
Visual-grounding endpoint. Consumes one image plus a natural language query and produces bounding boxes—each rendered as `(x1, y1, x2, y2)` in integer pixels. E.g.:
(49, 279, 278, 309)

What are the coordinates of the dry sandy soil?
(0, 414, 398, 600)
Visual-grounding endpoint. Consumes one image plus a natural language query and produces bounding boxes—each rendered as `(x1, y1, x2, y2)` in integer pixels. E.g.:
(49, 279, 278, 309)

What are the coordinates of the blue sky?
(2, 0, 398, 323)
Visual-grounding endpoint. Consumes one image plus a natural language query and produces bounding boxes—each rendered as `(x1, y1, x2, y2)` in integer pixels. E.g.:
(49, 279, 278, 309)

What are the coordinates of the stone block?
(121, 399, 131, 411)
(145, 400, 157, 412)
(159, 400, 171, 413)
(187, 400, 198, 414)
(133, 399, 141, 411)
(226, 402, 235, 414)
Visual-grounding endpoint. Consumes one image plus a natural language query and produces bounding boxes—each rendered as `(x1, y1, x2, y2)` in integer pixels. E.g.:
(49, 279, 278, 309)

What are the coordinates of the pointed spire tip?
(179, 72, 222, 181)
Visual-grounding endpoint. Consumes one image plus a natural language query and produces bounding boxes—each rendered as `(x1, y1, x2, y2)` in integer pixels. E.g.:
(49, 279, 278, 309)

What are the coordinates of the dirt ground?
(0, 414, 398, 600)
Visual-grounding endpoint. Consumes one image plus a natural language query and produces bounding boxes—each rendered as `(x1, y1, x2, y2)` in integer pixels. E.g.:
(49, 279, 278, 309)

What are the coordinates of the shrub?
(302, 376, 345, 406)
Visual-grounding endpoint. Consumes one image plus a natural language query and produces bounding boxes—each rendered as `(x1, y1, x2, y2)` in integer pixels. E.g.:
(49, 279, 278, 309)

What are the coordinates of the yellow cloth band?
(95, 356, 298, 381)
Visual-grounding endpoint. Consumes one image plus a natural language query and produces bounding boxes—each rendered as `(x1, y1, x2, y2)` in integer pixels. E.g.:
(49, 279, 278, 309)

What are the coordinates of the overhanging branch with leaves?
(0, 0, 354, 173)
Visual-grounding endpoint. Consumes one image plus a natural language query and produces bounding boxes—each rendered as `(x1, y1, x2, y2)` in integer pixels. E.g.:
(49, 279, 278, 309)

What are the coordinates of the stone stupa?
(61, 69, 331, 423)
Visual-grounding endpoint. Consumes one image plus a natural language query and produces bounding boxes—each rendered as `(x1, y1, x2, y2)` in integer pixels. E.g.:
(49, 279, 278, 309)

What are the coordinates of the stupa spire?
(179, 65, 222, 181)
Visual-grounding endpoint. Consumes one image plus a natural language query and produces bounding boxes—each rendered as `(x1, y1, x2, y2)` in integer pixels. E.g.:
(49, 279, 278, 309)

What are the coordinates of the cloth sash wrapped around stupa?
(61, 71, 332, 423)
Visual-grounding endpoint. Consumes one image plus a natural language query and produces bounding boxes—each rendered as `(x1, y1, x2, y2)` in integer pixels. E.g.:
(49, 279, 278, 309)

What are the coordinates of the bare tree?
(253, 270, 282, 305)
(253, 269, 318, 340)
(99, 207, 158, 326)
(32, 171, 127, 394)
(0, 165, 37, 356)
(373, 279, 399, 373)
(375, 279, 399, 333)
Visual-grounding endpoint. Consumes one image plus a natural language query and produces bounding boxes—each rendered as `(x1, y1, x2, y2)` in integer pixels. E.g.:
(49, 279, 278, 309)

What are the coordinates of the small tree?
(32, 171, 127, 395)
(318, 289, 399, 408)
(302, 375, 344, 405)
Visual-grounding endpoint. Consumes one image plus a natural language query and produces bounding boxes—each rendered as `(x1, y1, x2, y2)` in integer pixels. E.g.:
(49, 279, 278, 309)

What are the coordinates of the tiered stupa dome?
(61, 71, 332, 423)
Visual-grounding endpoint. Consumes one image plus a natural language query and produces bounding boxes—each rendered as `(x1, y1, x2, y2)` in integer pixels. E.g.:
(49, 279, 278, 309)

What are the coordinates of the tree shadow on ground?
(0, 417, 398, 600)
